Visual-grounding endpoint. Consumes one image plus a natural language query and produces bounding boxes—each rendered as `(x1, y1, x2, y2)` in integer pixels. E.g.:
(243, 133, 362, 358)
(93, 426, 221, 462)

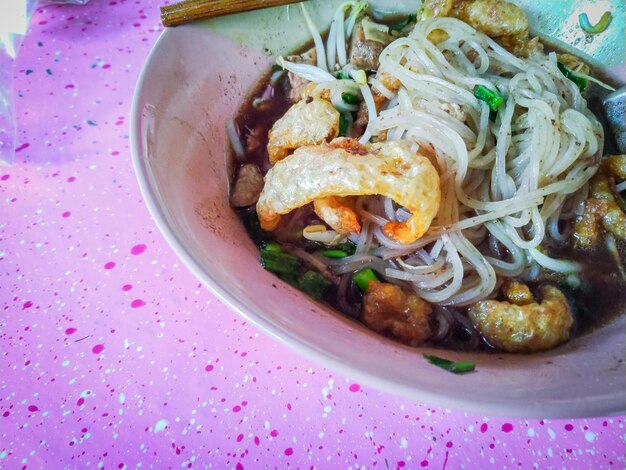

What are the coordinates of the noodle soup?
(228, 1, 626, 353)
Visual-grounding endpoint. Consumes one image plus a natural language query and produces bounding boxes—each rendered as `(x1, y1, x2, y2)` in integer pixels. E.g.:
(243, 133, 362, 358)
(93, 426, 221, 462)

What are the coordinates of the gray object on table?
(603, 87, 626, 154)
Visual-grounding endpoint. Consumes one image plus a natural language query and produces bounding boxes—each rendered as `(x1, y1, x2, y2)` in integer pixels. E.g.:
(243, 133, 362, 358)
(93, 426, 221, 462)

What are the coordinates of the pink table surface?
(1, 1, 625, 468)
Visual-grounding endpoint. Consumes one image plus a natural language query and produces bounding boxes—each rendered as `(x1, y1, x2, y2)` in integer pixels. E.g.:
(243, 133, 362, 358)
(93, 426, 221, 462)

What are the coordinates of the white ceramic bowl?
(131, 1, 626, 417)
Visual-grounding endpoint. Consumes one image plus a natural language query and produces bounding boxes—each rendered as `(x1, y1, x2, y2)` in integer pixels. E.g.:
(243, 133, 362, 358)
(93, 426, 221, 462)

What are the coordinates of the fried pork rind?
(468, 285, 573, 352)
(313, 196, 360, 235)
(267, 97, 340, 164)
(574, 156, 626, 247)
(256, 138, 441, 244)
(363, 280, 433, 345)
(421, 0, 543, 56)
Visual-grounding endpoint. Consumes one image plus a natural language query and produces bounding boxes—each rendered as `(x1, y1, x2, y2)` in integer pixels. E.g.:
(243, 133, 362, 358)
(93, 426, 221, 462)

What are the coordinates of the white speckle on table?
(154, 419, 169, 433)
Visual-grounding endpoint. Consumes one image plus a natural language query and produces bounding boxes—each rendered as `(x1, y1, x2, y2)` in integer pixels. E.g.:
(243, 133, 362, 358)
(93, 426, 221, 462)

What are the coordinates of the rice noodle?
(279, 16, 603, 306)
(367, 17, 601, 305)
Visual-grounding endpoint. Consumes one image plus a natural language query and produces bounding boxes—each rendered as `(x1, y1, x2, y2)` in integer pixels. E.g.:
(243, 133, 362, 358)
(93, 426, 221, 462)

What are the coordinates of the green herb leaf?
(339, 113, 348, 137)
(418, 5, 433, 21)
(317, 242, 356, 258)
(557, 62, 588, 92)
(474, 85, 504, 112)
(261, 241, 282, 254)
(341, 92, 361, 105)
(336, 71, 352, 80)
(319, 249, 349, 258)
(389, 13, 417, 33)
(260, 242, 301, 275)
(423, 354, 476, 374)
(298, 271, 332, 300)
(353, 267, 379, 291)
(579, 11, 612, 34)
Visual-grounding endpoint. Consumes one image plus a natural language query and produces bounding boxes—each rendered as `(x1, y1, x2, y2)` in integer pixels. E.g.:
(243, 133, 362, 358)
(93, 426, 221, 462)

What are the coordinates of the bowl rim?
(130, 24, 626, 419)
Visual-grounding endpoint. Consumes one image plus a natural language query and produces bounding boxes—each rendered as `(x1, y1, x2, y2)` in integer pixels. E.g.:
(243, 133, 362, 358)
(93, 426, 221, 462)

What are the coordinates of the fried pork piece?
(266, 97, 340, 164)
(573, 155, 626, 246)
(349, 17, 393, 71)
(354, 72, 401, 135)
(590, 171, 626, 241)
(230, 164, 265, 207)
(468, 285, 573, 353)
(313, 196, 360, 235)
(286, 48, 317, 103)
(421, 0, 456, 18)
(454, 0, 542, 56)
(602, 154, 626, 180)
(496, 34, 543, 58)
(501, 279, 533, 306)
(454, 0, 528, 38)
(256, 138, 441, 244)
(363, 280, 433, 345)
(421, 0, 543, 56)
(572, 197, 608, 248)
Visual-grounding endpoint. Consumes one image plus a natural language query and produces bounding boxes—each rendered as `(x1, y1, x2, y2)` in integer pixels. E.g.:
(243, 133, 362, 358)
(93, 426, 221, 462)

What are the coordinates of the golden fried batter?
(363, 281, 433, 345)
(256, 138, 441, 244)
(468, 285, 573, 353)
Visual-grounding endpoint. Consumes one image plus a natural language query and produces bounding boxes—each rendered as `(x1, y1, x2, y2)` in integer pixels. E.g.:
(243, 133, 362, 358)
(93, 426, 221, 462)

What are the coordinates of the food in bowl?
(227, 0, 625, 354)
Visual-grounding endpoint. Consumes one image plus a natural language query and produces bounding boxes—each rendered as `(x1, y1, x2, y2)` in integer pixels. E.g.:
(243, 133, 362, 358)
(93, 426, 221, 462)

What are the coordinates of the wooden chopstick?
(161, 0, 307, 27)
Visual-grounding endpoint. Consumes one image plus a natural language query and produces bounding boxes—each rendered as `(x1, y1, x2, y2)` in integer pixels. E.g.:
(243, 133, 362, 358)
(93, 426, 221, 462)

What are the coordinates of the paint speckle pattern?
(1, 1, 625, 468)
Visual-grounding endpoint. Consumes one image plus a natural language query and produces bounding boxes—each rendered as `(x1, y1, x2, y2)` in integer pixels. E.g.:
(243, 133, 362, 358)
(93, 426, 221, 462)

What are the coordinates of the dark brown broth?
(234, 71, 291, 174)
(549, 244, 626, 336)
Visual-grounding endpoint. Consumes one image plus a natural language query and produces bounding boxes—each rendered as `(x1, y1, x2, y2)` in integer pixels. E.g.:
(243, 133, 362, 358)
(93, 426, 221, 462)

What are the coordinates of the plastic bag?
(0, 0, 88, 164)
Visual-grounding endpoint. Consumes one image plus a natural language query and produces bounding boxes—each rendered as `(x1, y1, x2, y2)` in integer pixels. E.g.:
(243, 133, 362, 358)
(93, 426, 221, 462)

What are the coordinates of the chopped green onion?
(579, 11, 612, 34)
(336, 71, 352, 80)
(261, 241, 282, 254)
(339, 113, 348, 137)
(271, 64, 283, 73)
(260, 242, 300, 275)
(319, 249, 349, 258)
(474, 85, 504, 112)
(423, 354, 476, 374)
(318, 242, 355, 258)
(353, 267, 379, 291)
(389, 13, 417, 33)
(298, 271, 332, 300)
(341, 92, 361, 105)
(557, 62, 588, 92)
(420, 5, 434, 21)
